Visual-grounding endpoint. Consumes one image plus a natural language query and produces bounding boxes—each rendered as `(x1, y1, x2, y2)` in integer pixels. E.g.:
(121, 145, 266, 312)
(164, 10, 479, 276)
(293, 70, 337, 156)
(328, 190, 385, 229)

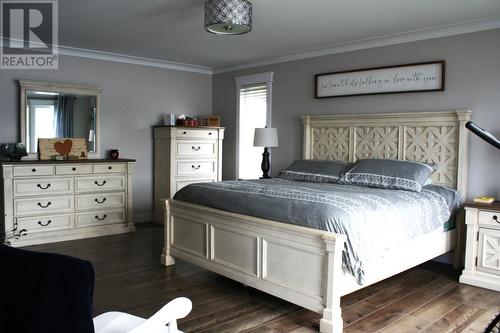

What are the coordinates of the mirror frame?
(19, 80, 103, 159)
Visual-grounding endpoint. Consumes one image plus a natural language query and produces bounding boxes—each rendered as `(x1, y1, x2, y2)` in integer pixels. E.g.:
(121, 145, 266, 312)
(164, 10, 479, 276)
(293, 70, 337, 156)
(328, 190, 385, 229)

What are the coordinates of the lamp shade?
(253, 128, 278, 147)
(205, 0, 252, 35)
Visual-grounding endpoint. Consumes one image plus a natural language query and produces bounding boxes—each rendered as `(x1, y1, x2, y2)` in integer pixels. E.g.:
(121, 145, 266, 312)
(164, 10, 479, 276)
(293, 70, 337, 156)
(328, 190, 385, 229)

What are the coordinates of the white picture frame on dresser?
(1, 160, 136, 247)
(153, 126, 224, 224)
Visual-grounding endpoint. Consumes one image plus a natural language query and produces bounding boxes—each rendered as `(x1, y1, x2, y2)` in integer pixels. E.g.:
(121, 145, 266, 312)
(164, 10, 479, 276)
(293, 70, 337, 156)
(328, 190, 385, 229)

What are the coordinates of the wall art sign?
(38, 138, 88, 160)
(315, 61, 445, 98)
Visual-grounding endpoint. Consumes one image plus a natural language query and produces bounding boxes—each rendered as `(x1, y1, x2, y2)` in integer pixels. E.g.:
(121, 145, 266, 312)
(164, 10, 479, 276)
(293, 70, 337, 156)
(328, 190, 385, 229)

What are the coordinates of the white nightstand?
(460, 201, 500, 291)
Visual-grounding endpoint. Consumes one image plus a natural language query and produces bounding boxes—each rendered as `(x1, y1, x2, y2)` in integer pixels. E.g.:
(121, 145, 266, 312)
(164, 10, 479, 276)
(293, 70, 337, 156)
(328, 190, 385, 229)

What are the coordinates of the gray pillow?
(338, 159, 434, 192)
(280, 160, 351, 183)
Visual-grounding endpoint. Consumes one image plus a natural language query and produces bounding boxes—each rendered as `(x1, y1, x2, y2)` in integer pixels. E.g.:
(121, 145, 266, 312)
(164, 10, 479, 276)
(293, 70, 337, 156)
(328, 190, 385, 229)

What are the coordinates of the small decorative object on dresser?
(460, 201, 500, 291)
(0, 143, 27, 161)
(153, 126, 224, 223)
(0, 159, 136, 246)
(253, 127, 279, 179)
(109, 149, 120, 160)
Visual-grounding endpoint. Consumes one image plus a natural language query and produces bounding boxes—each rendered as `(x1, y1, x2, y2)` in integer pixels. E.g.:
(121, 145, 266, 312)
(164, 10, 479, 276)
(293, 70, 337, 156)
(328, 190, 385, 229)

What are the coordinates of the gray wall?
(0, 55, 212, 220)
(213, 28, 500, 200)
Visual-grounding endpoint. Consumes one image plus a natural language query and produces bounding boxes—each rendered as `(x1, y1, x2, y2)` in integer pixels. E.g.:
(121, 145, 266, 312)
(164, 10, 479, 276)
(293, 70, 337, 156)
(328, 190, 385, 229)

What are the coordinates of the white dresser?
(153, 126, 224, 223)
(460, 202, 500, 291)
(1, 159, 136, 246)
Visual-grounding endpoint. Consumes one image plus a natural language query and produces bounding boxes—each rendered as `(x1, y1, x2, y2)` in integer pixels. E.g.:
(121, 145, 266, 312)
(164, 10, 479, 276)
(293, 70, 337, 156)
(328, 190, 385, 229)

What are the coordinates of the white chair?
(93, 297, 192, 333)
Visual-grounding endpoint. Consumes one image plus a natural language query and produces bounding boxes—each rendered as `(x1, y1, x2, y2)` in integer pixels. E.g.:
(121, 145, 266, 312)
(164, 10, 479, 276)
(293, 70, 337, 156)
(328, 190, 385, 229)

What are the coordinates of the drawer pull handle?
(94, 180, 107, 186)
(37, 220, 52, 227)
(95, 198, 107, 204)
(37, 202, 52, 208)
(108, 166, 112, 170)
(192, 146, 201, 151)
(208, 132, 213, 135)
(494, 215, 499, 224)
(37, 183, 51, 190)
(32, 168, 36, 172)
(192, 165, 201, 170)
(183, 131, 187, 134)
(95, 214, 107, 221)
(72, 167, 77, 171)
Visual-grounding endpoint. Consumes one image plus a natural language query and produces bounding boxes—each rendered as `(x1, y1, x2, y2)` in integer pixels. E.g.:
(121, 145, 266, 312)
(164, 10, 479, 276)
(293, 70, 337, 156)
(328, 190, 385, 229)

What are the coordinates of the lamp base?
(260, 147, 270, 179)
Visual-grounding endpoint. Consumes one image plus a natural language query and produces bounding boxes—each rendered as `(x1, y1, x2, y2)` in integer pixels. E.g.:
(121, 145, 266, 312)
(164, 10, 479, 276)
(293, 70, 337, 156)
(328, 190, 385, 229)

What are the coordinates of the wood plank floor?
(26, 223, 500, 333)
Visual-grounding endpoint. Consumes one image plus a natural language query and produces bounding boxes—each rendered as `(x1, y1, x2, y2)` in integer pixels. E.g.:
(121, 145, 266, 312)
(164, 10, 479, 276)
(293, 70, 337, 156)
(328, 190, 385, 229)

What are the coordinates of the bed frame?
(161, 110, 471, 333)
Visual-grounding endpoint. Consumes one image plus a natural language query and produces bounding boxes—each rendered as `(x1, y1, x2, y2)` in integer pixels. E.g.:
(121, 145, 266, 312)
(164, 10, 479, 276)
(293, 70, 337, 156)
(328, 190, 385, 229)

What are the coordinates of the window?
(235, 72, 273, 180)
(27, 99, 57, 152)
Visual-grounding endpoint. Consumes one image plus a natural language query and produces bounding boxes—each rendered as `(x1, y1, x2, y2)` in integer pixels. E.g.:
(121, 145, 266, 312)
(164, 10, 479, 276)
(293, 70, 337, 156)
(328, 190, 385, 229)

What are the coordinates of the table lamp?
(253, 127, 279, 179)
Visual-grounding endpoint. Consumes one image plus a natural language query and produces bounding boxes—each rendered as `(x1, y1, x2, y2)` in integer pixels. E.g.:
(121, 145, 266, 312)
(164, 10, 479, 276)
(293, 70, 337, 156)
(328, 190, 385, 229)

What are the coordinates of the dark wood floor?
(26, 223, 500, 333)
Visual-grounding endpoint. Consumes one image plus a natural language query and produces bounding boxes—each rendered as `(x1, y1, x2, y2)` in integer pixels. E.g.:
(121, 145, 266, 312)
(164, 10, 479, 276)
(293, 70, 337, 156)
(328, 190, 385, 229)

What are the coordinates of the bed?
(160, 110, 471, 333)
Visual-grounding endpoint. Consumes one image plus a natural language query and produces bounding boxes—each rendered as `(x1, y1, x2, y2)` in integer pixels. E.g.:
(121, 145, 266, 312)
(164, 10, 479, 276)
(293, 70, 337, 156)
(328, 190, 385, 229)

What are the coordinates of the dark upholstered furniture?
(0, 244, 95, 333)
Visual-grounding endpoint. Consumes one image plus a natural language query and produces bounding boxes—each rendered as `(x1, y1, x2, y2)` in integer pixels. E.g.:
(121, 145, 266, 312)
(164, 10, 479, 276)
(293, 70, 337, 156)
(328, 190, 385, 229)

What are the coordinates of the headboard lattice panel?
(302, 111, 471, 197)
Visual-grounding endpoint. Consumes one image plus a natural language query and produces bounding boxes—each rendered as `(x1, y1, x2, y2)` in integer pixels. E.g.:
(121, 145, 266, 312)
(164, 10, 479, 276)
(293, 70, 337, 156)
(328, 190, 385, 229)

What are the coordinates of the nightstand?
(460, 201, 500, 291)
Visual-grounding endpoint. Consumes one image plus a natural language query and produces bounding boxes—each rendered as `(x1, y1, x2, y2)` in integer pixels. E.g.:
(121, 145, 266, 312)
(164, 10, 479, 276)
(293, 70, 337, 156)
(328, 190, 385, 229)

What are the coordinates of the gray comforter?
(174, 179, 461, 284)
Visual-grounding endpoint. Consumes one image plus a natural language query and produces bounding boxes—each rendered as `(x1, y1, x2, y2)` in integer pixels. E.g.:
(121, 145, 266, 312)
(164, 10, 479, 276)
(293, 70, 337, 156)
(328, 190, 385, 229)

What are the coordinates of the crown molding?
(0, 38, 212, 75)
(58, 45, 213, 74)
(212, 16, 500, 74)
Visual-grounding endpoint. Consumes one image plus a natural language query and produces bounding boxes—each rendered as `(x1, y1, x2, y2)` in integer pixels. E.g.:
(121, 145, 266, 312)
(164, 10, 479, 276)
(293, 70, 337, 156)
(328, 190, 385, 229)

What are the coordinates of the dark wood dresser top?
(464, 201, 500, 212)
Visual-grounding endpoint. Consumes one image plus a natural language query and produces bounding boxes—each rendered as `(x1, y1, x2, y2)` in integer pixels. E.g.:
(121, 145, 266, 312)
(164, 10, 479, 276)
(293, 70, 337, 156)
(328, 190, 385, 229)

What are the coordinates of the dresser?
(1, 159, 136, 247)
(460, 201, 500, 291)
(153, 126, 224, 223)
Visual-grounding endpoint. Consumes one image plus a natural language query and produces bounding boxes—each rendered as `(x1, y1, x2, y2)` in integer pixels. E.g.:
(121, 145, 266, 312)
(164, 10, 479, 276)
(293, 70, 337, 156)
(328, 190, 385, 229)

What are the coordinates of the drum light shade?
(205, 0, 252, 35)
(253, 128, 279, 147)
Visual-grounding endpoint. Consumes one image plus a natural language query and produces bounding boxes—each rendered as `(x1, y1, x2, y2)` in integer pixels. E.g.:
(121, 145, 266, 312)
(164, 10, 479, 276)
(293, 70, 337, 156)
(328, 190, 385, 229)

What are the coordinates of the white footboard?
(161, 199, 346, 333)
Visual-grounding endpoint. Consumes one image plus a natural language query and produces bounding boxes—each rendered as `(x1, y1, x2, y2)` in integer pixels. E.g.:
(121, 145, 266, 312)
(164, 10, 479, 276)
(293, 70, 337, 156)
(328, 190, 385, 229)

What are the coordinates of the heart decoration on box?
(53, 139, 73, 156)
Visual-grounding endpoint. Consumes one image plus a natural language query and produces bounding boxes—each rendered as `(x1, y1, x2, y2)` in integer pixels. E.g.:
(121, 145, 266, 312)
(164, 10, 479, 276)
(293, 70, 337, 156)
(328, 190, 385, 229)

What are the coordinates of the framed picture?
(38, 138, 88, 160)
(315, 61, 445, 98)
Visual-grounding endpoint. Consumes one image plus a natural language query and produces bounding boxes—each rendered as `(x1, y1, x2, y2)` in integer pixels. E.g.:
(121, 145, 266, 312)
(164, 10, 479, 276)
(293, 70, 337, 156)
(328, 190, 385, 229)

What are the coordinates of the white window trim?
(235, 72, 273, 180)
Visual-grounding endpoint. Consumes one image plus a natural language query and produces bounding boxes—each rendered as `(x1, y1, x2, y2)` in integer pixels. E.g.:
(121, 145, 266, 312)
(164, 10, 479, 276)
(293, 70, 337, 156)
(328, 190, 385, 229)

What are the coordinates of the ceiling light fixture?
(204, 0, 252, 35)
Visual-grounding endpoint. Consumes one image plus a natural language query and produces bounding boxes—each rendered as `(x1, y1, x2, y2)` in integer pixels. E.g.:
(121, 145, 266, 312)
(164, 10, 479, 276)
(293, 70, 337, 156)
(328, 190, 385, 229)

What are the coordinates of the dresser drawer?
(177, 142, 216, 157)
(93, 163, 126, 174)
(177, 161, 216, 176)
(478, 210, 500, 228)
(17, 214, 74, 234)
(14, 195, 74, 216)
(13, 177, 73, 196)
(56, 164, 93, 175)
(177, 129, 218, 140)
(76, 209, 125, 227)
(76, 192, 125, 211)
(13, 165, 54, 177)
(75, 175, 126, 193)
(176, 178, 215, 192)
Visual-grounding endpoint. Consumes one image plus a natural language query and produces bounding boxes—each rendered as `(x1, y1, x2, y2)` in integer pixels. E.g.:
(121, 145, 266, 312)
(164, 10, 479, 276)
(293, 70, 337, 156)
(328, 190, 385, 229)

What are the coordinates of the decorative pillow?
(279, 160, 351, 183)
(338, 159, 434, 192)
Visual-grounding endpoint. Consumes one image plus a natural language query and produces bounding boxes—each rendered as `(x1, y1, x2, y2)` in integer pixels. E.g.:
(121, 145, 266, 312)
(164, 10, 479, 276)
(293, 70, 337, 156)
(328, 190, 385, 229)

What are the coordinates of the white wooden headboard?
(302, 110, 471, 197)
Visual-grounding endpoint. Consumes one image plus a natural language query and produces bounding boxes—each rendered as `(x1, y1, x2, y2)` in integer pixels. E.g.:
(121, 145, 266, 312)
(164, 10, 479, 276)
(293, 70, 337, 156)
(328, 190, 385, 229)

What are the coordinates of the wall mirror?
(19, 80, 102, 158)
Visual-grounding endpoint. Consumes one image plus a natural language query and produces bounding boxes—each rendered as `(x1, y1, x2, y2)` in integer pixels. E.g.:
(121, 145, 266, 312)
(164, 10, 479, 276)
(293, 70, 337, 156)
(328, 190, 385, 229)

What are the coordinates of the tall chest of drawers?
(153, 127, 224, 223)
(1, 159, 136, 246)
